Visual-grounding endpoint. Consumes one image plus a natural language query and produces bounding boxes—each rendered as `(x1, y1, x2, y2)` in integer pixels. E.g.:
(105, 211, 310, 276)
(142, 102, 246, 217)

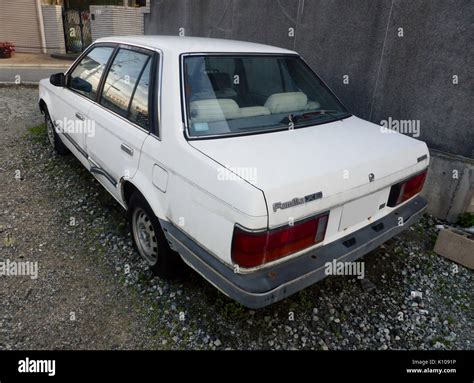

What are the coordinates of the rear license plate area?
(339, 189, 389, 231)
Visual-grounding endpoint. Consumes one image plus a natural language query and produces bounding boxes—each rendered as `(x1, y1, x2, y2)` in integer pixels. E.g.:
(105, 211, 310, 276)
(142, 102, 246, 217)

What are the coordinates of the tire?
(45, 111, 69, 155)
(128, 192, 184, 278)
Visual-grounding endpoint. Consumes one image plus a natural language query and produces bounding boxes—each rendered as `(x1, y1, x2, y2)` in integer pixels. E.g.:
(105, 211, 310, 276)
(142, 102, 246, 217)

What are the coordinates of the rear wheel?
(128, 192, 183, 277)
(45, 111, 68, 155)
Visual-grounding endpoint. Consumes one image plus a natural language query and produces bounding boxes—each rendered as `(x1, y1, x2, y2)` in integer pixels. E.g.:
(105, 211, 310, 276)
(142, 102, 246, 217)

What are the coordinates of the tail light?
(387, 169, 427, 207)
(231, 213, 329, 268)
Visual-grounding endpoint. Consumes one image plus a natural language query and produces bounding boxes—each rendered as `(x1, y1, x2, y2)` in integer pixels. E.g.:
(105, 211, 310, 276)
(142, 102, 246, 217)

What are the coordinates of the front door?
(86, 46, 157, 201)
(54, 45, 115, 166)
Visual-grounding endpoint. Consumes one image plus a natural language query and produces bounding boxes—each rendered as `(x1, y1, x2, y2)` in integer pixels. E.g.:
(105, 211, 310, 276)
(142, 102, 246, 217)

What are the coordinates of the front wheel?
(45, 111, 69, 155)
(128, 192, 184, 278)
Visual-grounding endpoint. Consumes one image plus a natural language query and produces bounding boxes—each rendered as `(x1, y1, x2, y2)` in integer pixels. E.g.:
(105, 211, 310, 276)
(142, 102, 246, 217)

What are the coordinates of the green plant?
(27, 123, 47, 144)
(457, 212, 474, 228)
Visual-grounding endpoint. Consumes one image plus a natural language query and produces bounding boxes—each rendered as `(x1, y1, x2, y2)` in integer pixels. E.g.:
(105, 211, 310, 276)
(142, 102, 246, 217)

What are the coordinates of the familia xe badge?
(273, 192, 323, 212)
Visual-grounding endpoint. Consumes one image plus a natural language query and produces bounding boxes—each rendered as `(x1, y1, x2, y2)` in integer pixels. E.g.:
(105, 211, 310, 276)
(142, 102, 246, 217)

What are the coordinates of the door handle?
(120, 143, 134, 156)
(75, 112, 85, 121)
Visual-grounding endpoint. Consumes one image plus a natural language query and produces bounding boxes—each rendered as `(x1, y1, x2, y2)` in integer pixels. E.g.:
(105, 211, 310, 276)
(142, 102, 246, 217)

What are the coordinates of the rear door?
(53, 45, 115, 164)
(86, 45, 158, 201)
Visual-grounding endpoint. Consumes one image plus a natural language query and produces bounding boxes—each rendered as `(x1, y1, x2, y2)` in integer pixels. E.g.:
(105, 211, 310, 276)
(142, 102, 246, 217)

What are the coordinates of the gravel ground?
(0, 86, 472, 350)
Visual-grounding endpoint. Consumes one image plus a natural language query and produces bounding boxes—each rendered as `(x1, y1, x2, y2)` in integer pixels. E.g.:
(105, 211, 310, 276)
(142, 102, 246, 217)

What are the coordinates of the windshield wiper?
(280, 110, 349, 125)
(237, 122, 288, 130)
(235, 110, 350, 131)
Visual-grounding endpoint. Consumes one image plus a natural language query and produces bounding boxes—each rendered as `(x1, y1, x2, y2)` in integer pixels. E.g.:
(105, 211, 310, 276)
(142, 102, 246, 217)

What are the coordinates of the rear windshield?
(182, 55, 350, 138)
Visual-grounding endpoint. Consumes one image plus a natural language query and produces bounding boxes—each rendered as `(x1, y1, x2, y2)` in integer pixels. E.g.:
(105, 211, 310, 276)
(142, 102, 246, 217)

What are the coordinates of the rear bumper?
(160, 195, 427, 309)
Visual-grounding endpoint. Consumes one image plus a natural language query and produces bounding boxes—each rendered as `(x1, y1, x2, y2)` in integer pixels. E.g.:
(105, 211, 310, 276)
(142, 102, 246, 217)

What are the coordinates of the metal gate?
(63, 9, 92, 53)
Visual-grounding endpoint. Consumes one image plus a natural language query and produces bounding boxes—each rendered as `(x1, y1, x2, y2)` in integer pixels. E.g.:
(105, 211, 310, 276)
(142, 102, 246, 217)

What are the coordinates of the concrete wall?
(0, 0, 42, 53)
(144, 0, 473, 158)
(42, 5, 66, 54)
(90, 5, 147, 41)
(422, 150, 474, 222)
(144, 0, 474, 221)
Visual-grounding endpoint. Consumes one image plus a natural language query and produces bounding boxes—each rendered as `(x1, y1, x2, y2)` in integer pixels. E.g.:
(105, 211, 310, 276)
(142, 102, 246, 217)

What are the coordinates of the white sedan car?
(39, 36, 429, 308)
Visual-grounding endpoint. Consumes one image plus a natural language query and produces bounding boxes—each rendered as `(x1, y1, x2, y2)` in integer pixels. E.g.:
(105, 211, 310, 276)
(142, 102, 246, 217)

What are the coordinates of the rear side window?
(129, 60, 152, 129)
(69, 46, 114, 100)
(100, 48, 150, 121)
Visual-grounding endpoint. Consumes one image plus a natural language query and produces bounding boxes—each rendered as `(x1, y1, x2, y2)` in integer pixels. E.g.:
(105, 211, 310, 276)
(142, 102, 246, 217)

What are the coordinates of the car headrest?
(239, 106, 271, 118)
(306, 100, 321, 110)
(264, 92, 308, 114)
(189, 99, 240, 123)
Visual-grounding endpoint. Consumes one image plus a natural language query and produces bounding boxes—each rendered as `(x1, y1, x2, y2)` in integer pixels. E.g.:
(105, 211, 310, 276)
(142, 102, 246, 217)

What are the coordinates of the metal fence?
(63, 9, 92, 53)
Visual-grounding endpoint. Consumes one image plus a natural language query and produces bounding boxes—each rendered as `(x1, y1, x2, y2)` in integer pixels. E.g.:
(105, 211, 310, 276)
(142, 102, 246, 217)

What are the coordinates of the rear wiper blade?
(280, 110, 345, 124)
(237, 122, 287, 130)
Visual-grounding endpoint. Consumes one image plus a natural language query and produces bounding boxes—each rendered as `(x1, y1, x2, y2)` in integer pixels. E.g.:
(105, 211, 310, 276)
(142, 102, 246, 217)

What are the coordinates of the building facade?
(0, 0, 149, 54)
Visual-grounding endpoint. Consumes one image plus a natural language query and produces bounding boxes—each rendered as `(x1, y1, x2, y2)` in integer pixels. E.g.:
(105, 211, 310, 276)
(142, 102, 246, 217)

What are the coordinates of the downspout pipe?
(35, 0, 47, 54)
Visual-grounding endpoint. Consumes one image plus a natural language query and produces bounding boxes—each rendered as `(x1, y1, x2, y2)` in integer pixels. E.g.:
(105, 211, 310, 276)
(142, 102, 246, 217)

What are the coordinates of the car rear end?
(168, 48, 429, 308)
(169, 126, 429, 308)
(187, 128, 429, 308)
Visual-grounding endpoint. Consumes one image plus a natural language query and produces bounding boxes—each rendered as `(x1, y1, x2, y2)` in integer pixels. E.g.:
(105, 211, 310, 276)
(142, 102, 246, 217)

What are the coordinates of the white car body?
(39, 36, 429, 308)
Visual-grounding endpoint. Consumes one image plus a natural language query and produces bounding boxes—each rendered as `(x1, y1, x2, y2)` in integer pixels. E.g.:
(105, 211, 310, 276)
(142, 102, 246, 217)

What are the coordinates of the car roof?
(94, 35, 297, 55)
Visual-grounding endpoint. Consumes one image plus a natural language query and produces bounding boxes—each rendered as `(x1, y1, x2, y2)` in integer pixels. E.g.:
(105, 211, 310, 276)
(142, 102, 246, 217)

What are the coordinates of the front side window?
(183, 55, 350, 138)
(69, 46, 114, 99)
(100, 48, 150, 120)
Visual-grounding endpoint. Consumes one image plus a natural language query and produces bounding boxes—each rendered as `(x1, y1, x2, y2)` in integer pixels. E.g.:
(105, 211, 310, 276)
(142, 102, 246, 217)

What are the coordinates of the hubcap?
(132, 208, 158, 265)
(46, 117, 55, 147)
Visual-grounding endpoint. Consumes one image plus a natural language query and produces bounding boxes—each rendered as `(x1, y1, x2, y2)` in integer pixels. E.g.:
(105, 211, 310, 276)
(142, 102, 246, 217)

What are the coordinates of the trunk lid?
(190, 116, 429, 227)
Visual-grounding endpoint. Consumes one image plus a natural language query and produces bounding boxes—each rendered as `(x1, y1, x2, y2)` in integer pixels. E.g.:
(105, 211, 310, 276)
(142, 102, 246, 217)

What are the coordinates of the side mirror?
(70, 77, 92, 93)
(50, 72, 65, 87)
